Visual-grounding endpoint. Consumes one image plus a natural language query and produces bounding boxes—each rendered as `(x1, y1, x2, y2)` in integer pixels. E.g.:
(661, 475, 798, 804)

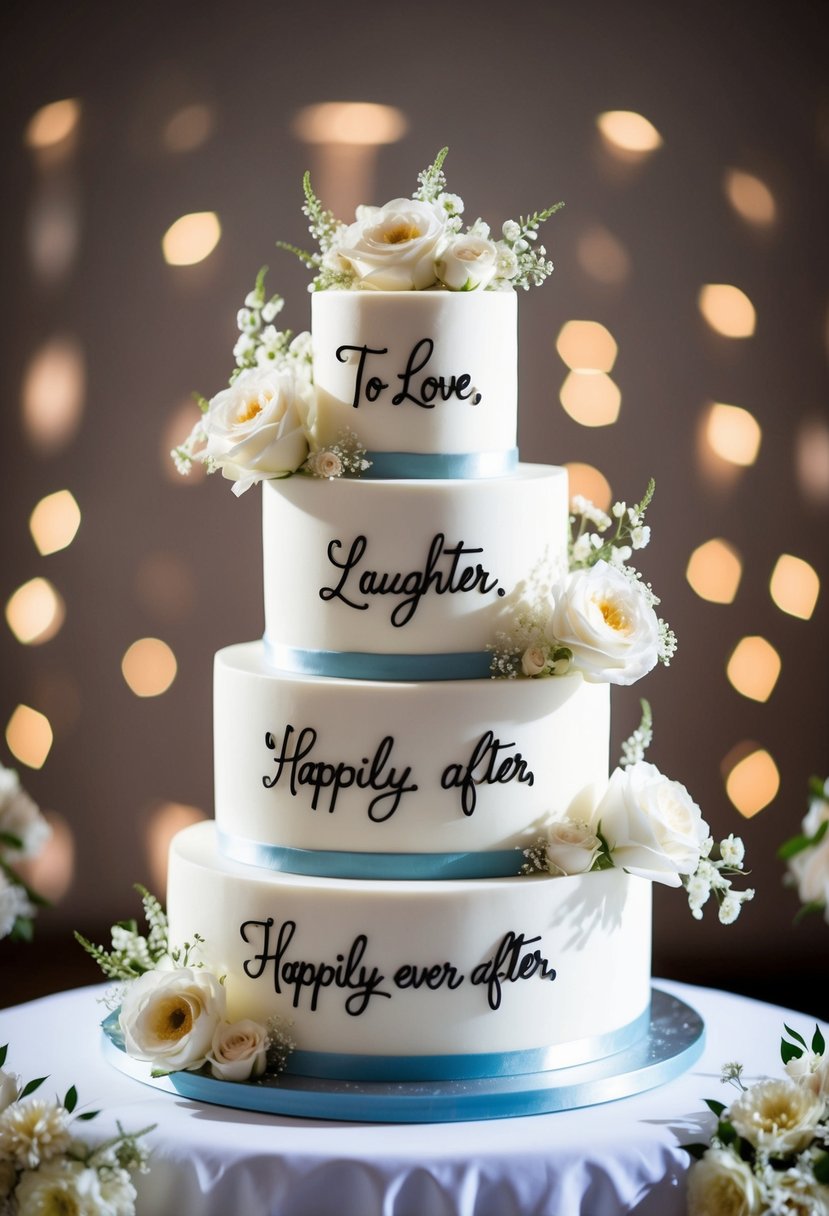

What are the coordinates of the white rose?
(208, 1019, 269, 1082)
(0, 765, 50, 860)
(521, 646, 548, 677)
(547, 561, 660, 685)
(686, 1147, 764, 1216)
(729, 1077, 824, 1154)
(785, 1050, 829, 1100)
(202, 366, 312, 494)
(337, 197, 446, 290)
(790, 835, 829, 912)
(436, 234, 498, 291)
(0, 1069, 19, 1113)
(545, 821, 601, 876)
(596, 762, 709, 887)
(119, 966, 226, 1072)
(0, 873, 33, 940)
(15, 1159, 110, 1216)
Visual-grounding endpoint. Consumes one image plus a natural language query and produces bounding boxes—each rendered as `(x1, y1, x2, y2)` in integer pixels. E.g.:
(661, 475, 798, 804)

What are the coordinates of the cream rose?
(338, 197, 446, 290)
(119, 966, 226, 1072)
(547, 561, 660, 685)
(545, 821, 601, 876)
(729, 1077, 824, 1154)
(521, 646, 548, 677)
(208, 1019, 269, 1082)
(202, 366, 312, 495)
(686, 1147, 764, 1216)
(596, 762, 709, 887)
(436, 235, 498, 291)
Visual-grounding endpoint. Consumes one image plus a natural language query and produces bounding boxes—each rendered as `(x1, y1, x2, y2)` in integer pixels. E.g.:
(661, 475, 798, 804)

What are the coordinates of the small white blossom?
(502, 219, 521, 242)
(720, 834, 746, 867)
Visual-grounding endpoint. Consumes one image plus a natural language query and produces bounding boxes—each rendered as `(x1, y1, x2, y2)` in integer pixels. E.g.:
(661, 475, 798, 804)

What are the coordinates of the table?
(0, 980, 819, 1215)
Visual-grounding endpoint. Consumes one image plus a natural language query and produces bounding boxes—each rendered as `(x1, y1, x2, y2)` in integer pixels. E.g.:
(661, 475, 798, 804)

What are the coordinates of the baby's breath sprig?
(620, 700, 654, 768)
(570, 479, 655, 570)
(303, 429, 371, 480)
(683, 836, 754, 923)
(500, 203, 564, 290)
(266, 1015, 297, 1076)
(414, 146, 449, 203)
(74, 885, 170, 982)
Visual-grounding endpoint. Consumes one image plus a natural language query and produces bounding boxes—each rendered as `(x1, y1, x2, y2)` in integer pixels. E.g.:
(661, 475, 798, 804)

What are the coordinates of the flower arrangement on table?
(780, 777, 829, 925)
(0, 762, 51, 942)
(75, 888, 294, 1083)
(0, 1044, 152, 1216)
(684, 1024, 829, 1215)
(172, 147, 561, 495)
(508, 487, 753, 924)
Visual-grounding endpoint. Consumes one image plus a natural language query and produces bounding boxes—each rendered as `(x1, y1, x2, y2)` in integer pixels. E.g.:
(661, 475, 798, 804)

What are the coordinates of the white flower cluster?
(523, 710, 753, 923)
(171, 270, 372, 495)
(0, 1045, 152, 1216)
(686, 1025, 829, 1215)
(284, 148, 562, 294)
(78, 891, 294, 1085)
(0, 762, 51, 942)
(491, 482, 676, 687)
(782, 778, 829, 925)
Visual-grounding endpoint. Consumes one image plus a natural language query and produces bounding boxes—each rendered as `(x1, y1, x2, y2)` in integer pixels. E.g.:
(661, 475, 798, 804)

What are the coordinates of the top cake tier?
(312, 290, 517, 478)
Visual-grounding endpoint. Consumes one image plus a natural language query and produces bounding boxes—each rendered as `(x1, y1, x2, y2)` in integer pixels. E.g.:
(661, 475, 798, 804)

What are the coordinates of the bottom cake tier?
(168, 823, 652, 1082)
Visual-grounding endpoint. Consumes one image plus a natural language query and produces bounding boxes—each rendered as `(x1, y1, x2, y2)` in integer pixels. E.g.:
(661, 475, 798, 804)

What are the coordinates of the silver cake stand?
(101, 986, 704, 1123)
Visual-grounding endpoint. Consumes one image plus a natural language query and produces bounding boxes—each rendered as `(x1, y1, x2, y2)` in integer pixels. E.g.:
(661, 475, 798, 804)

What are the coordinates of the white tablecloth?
(0, 980, 819, 1215)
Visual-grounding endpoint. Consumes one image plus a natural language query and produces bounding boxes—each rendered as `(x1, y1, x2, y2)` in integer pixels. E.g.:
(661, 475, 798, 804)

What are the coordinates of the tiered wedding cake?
(153, 151, 750, 1096)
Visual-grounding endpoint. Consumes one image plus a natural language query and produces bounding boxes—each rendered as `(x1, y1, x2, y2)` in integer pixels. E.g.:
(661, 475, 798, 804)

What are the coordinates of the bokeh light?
(560, 371, 621, 427)
(293, 102, 407, 145)
(29, 489, 81, 555)
(796, 417, 829, 505)
(16, 810, 75, 902)
(726, 636, 782, 702)
(769, 554, 820, 620)
(5, 578, 66, 645)
(596, 110, 663, 156)
(564, 463, 612, 513)
(556, 321, 618, 372)
(575, 225, 631, 285)
(22, 337, 85, 453)
(145, 801, 207, 892)
(724, 169, 776, 227)
(698, 284, 756, 338)
(723, 746, 780, 818)
(706, 402, 762, 466)
(121, 638, 178, 697)
(24, 99, 81, 150)
(5, 705, 54, 770)
(686, 538, 743, 604)
(162, 103, 215, 153)
(162, 212, 221, 266)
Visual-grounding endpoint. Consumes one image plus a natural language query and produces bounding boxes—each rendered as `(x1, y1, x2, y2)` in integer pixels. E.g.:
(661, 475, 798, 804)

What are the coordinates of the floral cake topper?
(280, 146, 563, 294)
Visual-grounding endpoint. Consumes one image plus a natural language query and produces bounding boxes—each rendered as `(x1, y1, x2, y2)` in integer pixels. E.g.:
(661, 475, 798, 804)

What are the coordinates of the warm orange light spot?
(560, 371, 621, 427)
(796, 417, 829, 506)
(726, 636, 781, 702)
(556, 321, 618, 373)
(145, 801, 207, 892)
(724, 747, 780, 818)
(575, 225, 631, 286)
(698, 284, 756, 338)
(724, 169, 776, 227)
(564, 463, 612, 513)
(162, 212, 221, 266)
(706, 403, 762, 466)
(24, 99, 81, 149)
(293, 102, 407, 146)
(6, 705, 54, 770)
(769, 555, 820, 620)
(22, 337, 85, 454)
(17, 810, 75, 902)
(686, 538, 743, 604)
(162, 103, 215, 153)
(596, 110, 663, 156)
(6, 578, 65, 645)
(122, 638, 178, 697)
(29, 489, 81, 555)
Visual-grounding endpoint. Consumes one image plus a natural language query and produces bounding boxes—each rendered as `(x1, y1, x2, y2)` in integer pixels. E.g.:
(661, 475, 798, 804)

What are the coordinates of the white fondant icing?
(262, 465, 568, 662)
(214, 643, 609, 861)
(312, 290, 517, 456)
(167, 822, 652, 1067)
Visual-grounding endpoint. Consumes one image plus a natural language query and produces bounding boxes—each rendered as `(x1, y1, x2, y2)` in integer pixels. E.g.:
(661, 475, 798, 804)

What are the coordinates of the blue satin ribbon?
(217, 830, 524, 880)
(362, 448, 518, 480)
(282, 1005, 652, 1081)
(262, 638, 493, 682)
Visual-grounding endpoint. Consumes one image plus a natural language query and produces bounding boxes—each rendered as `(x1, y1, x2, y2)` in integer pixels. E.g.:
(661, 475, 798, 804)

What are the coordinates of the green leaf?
(10, 916, 34, 942)
(679, 1143, 709, 1160)
(812, 1024, 826, 1056)
(64, 1084, 78, 1113)
(781, 1039, 803, 1065)
(0, 830, 24, 849)
(783, 1023, 807, 1048)
(704, 1098, 727, 1117)
(0, 1044, 7, 1067)
(813, 1151, 829, 1185)
(808, 776, 827, 800)
(20, 1076, 48, 1098)
(717, 1119, 737, 1145)
(76, 1110, 100, 1122)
